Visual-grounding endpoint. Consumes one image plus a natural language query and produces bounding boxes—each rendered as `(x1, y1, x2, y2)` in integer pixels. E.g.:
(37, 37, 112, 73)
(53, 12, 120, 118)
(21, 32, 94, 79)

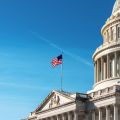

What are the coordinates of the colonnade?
(40, 111, 78, 120)
(94, 51, 120, 83)
(92, 105, 119, 120)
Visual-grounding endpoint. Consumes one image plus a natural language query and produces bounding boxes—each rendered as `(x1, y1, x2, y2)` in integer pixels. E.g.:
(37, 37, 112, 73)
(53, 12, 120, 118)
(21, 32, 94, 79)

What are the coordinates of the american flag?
(51, 54, 62, 67)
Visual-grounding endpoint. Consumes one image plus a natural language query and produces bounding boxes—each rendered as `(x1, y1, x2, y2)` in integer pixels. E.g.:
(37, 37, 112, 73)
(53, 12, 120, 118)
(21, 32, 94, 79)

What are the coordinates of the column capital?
(98, 107, 103, 110)
(67, 111, 72, 118)
(105, 105, 110, 109)
(74, 110, 79, 114)
(50, 117, 54, 120)
(112, 103, 118, 107)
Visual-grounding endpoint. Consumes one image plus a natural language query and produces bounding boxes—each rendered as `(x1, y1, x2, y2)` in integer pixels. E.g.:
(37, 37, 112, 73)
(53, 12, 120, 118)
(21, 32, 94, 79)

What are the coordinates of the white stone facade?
(25, 0, 120, 120)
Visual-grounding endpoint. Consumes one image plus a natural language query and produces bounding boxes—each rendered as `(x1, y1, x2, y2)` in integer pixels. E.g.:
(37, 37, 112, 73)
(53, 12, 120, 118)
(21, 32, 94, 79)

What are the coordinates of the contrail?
(0, 81, 52, 91)
(31, 31, 93, 67)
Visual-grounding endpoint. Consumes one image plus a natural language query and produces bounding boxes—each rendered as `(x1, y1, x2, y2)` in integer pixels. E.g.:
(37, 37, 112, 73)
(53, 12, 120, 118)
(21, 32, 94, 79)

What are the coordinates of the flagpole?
(60, 51, 63, 91)
(61, 62, 63, 91)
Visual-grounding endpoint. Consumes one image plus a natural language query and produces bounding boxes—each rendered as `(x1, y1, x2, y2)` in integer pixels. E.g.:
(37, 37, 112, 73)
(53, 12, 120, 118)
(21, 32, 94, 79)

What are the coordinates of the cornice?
(94, 77, 120, 88)
(93, 42, 120, 61)
(101, 16, 120, 35)
(35, 101, 75, 115)
(90, 93, 116, 102)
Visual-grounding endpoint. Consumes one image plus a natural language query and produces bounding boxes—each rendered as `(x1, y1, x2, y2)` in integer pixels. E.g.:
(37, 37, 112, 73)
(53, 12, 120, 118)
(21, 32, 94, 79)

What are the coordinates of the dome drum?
(93, 44, 120, 61)
(93, 50, 120, 89)
(93, 0, 120, 91)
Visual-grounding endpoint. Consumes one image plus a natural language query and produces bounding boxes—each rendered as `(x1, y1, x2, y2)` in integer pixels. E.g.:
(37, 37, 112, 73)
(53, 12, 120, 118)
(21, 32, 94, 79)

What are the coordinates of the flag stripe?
(51, 56, 62, 67)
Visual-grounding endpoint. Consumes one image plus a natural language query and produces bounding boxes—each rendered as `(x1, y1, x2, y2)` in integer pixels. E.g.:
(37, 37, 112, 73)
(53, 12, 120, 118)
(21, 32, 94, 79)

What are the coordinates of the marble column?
(114, 105, 118, 120)
(114, 52, 117, 77)
(101, 57, 103, 80)
(50, 117, 54, 120)
(118, 56, 120, 76)
(57, 116, 59, 120)
(92, 110, 95, 120)
(94, 62, 97, 83)
(99, 108, 102, 120)
(97, 60, 99, 82)
(74, 111, 78, 120)
(106, 106, 110, 120)
(116, 25, 118, 41)
(103, 58, 107, 79)
(62, 114, 65, 120)
(107, 54, 109, 79)
(68, 112, 71, 120)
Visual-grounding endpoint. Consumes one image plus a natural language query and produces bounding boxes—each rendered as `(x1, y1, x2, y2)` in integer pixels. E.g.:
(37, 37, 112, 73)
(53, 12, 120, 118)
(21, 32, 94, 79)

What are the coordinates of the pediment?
(35, 90, 74, 112)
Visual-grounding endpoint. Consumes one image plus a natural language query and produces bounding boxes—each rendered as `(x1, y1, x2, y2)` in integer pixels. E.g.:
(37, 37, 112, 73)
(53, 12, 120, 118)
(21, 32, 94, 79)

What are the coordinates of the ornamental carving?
(49, 95, 60, 108)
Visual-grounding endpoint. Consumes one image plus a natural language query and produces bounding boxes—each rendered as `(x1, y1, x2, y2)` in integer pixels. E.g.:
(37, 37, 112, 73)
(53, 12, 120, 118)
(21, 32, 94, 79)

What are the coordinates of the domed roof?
(112, 0, 120, 15)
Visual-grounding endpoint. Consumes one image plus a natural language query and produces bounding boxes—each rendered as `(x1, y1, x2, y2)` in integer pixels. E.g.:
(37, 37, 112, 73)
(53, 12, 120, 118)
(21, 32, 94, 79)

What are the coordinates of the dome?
(112, 0, 120, 15)
(92, 0, 120, 92)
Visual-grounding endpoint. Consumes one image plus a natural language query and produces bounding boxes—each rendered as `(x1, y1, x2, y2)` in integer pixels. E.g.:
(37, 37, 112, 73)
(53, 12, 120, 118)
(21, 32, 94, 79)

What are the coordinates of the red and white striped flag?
(51, 54, 62, 67)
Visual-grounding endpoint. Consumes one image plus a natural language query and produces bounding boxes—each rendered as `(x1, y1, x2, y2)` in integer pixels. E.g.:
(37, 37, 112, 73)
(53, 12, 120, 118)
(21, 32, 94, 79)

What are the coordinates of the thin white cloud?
(31, 31, 93, 67)
(0, 82, 51, 91)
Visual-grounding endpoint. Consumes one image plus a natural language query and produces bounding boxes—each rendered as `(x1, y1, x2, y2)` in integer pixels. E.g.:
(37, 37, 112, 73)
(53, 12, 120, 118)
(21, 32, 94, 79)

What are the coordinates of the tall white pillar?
(62, 114, 65, 120)
(107, 54, 109, 79)
(118, 56, 120, 76)
(51, 117, 54, 120)
(116, 24, 118, 41)
(103, 59, 107, 79)
(106, 106, 110, 120)
(99, 108, 102, 120)
(97, 60, 99, 82)
(68, 112, 71, 120)
(94, 62, 97, 83)
(92, 111, 95, 120)
(114, 52, 117, 77)
(74, 111, 78, 120)
(57, 116, 59, 120)
(101, 57, 103, 80)
(114, 105, 118, 120)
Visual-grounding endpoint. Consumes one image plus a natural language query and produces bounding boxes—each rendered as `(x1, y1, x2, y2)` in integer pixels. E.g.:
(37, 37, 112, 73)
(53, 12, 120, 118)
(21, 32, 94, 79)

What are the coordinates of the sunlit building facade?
(25, 0, 120, 120)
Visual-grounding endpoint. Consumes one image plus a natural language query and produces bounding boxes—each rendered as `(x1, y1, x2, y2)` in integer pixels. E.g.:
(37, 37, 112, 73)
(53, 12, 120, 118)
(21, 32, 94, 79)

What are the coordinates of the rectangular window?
(107, 30, 109, 42)
(109, 61, 112, 78)
(118, 27, 120, 38)
(111, 28, 113, 41)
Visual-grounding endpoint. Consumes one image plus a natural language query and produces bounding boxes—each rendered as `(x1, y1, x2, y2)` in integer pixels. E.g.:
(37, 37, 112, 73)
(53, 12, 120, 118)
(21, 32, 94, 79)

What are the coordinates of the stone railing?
(88, 85, 120, 99)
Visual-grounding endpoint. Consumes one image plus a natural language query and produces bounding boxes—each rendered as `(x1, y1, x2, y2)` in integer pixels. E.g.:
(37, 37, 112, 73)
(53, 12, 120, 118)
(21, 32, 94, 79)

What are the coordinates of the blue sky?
(0, 0, 115, 120)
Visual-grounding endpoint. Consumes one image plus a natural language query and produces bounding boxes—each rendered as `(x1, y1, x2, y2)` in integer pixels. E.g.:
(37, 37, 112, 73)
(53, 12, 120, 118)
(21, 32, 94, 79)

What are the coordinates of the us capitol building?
(25, 0, 120, 120)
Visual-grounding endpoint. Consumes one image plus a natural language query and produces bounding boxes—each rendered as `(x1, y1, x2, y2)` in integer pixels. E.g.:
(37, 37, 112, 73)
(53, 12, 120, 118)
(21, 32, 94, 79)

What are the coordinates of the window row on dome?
(103, 24, 120, 43)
